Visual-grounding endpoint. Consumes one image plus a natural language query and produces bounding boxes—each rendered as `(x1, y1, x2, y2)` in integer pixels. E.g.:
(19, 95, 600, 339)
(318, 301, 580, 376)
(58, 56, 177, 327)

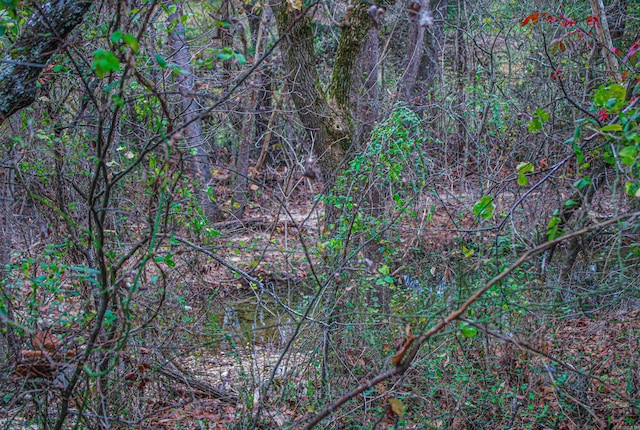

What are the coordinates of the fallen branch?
(155, 362, 238, 404)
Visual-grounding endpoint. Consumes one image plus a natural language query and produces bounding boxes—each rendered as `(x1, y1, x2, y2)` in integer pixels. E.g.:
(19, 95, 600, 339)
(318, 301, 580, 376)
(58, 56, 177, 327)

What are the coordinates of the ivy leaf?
(594, 84, 626, 111)
(547, 215, 563, 240)
(234, 52, 247, 64)
(110, 29, 122, 43)
(123, 33, 139, 54)
(528, 108, 549, 133)
(216, 47, 234, 61)
(473, 196, 495, 221)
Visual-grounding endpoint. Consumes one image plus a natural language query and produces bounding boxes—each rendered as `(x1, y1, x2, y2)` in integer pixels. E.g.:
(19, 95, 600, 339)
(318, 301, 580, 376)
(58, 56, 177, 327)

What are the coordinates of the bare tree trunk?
(590, 0, 621, 82)
(276, 2, 352, 202)
(168, 3, 222, 222)
(233, 7, 271, 218)
(417, 0, 448, 101)
(0, 147, 20, 364)
(398, 0, 432, 103)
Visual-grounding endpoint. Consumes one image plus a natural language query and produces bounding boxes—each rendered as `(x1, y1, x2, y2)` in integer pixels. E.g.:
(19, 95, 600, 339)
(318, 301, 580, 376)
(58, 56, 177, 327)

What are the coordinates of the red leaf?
(521, 11, 539, 26)
(586, 16, 599, 26)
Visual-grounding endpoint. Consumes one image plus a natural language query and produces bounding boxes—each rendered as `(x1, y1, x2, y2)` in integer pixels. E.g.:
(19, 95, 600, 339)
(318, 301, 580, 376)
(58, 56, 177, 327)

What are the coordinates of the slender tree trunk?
(168, 3, 222, 222)
(590, 0, 621, 82)
(0, 147, 20, 364)
(416, 0, 448, 102)
(398, 0, 432, 103)
(233, 7, 271, 218)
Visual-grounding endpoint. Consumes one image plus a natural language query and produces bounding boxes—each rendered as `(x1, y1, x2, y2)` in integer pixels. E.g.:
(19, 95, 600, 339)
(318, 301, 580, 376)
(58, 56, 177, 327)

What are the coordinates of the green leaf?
(594, 84, 626, 111)
(460, 322, 478, 338)
(528, 108, 549, 133)
(516, 162, 534, 186)
(234, 52, 247, 64)
(110, 29, 122, 43)
(217, 49, 233, 61)
(534, 107, 549, 123)
(574, 177, 592, 189)
(547, 215, 563, 240)
(165, 253, 176, 268)
(600, 124, 623, 132)
(619, 145, 638, 166)
(572, 143, 584, 165)
(473, 196, 495, 221)
(461, 245, 474, 258)
(528, 118, 542, 133)
(92, 49, 120, 78)
(205, 228, 222, 237)
(123, 33, 139, 54)
(155, 54, 168, 68)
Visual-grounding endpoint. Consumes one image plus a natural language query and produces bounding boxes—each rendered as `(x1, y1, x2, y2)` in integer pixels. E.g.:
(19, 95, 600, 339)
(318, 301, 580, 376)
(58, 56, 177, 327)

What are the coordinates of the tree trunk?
(417, 0, 448, 102)
(590, 0, 621, 82)
(276, 4, 352, 192)
(398, 0, 432, 103)
(233, 7, 272, 218)
(0, 147, 20, 364)
(167, 3, 222, 222)
(0, 0, 94, 123)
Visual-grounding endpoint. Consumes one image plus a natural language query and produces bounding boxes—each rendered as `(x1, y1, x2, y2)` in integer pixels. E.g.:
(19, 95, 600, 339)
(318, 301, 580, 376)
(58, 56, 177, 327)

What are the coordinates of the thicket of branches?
(1, 0, 639, 428)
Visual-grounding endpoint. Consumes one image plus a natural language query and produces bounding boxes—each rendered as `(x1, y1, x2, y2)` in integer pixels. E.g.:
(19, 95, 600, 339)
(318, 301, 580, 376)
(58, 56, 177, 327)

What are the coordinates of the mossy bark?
(276, 3, 352, 184)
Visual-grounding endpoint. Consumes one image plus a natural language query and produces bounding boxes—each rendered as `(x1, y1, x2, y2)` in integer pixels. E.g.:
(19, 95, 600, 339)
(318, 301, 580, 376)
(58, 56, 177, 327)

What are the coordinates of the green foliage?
(594, 84, 626, 113)
(92, 49, 121, 78)
(322, 106, 430, 259)
(473, 196, 494, 221)
(528, 108, 549, 133)
(216, 46, 246, 64)
(459, 322, 478, 338)
(516, 162, 534, 186)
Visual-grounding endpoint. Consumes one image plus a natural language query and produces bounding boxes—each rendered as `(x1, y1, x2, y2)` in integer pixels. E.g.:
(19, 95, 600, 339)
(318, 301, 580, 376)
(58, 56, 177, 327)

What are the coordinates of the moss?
(329, 4, 371, 112)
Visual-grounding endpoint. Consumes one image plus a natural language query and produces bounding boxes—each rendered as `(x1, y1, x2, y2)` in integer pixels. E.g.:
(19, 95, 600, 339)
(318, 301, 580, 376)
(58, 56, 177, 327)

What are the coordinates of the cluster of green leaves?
(592, 84, 640, 196)
(322, 106, 431, 259)
(541, 82, 640, 240)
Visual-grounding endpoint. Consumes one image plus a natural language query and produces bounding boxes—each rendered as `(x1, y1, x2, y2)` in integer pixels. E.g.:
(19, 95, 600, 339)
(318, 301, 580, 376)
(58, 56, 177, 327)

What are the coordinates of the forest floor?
(6, 169, 639, 429)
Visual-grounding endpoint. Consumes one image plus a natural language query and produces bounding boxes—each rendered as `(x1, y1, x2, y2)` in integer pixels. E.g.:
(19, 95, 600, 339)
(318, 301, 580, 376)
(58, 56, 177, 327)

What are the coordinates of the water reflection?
(218, 286, 306, 349)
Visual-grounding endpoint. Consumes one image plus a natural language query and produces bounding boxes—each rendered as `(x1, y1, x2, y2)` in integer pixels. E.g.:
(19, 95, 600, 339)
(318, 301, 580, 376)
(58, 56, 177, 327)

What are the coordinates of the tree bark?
(590, 0, 621, 82)
(276, 3, 352, 189)
(398, 0, 432, 103)
(0, 0, 94, 123)
(233, 7, 272, 218)
(417, 0, 448, 102)
(0, 148, 20, 364)
(167, 3, 222, 222)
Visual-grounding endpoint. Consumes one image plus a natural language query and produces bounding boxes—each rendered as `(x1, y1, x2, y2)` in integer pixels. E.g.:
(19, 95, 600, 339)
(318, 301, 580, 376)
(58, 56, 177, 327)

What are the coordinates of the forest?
(0, 0, 639, 428)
